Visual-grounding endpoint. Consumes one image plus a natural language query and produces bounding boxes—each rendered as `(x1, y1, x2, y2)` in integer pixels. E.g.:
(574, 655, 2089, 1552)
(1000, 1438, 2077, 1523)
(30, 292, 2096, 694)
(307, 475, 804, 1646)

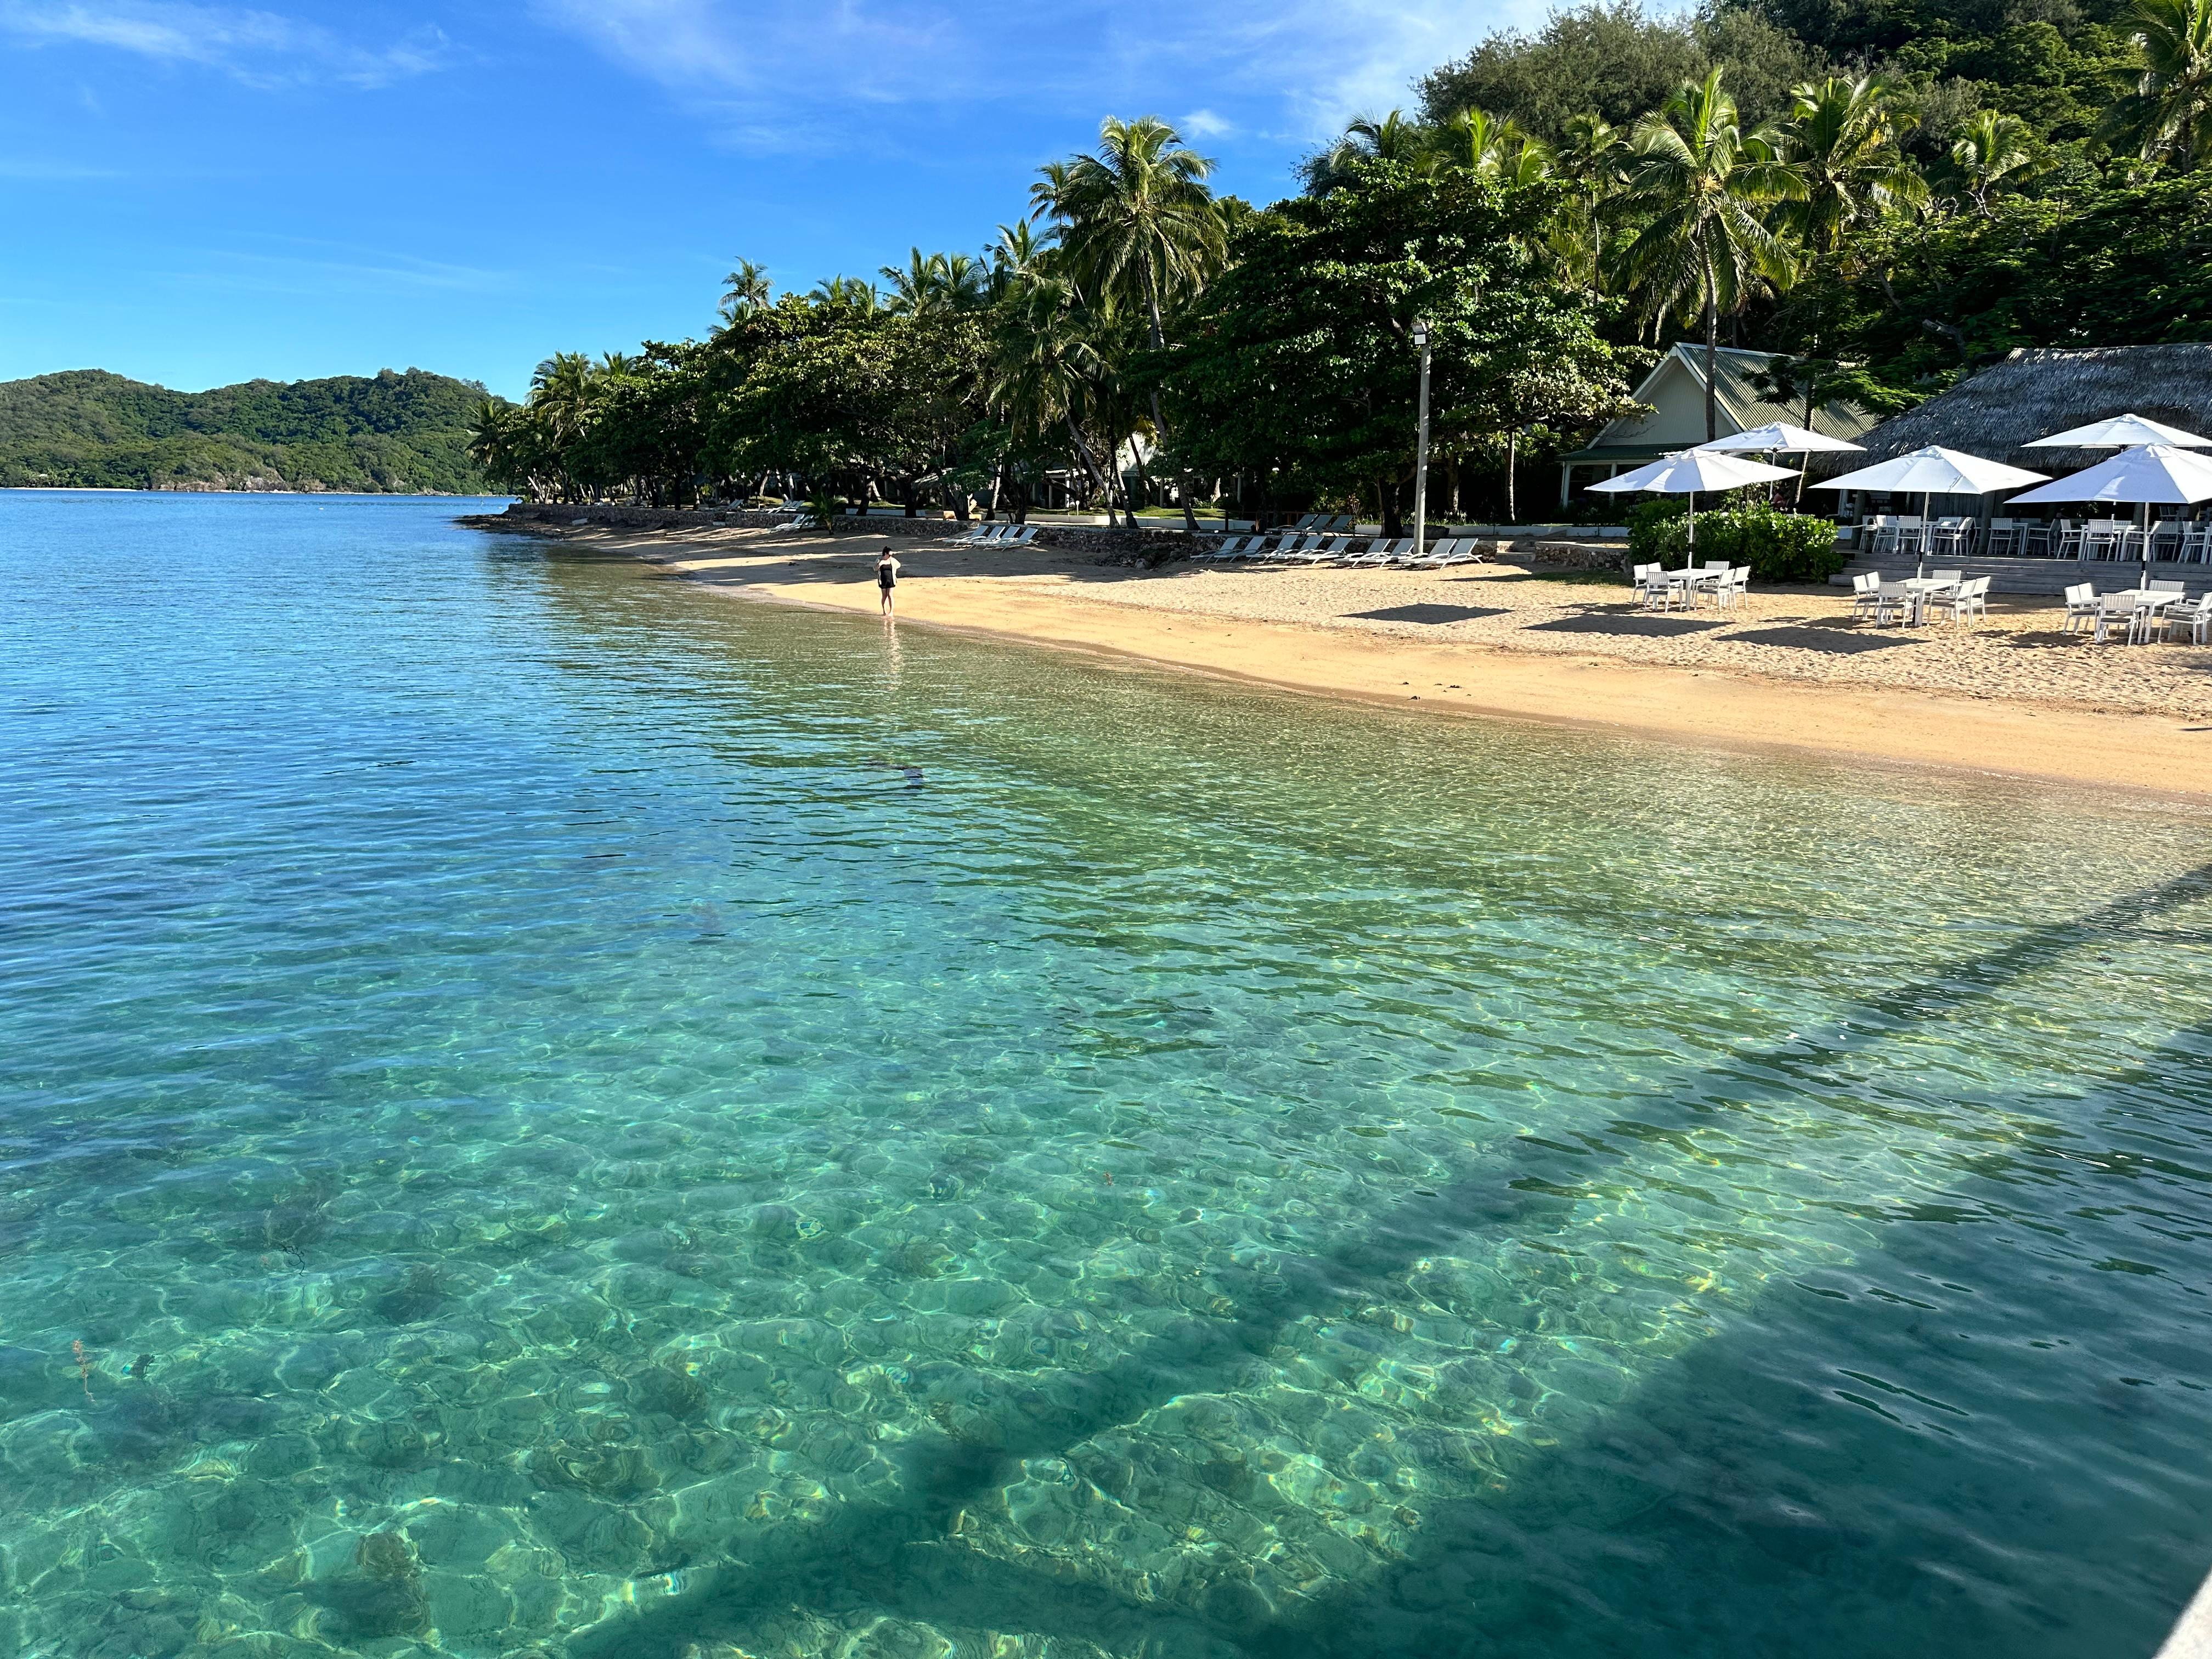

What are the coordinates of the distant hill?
(0, 368, 504, 494)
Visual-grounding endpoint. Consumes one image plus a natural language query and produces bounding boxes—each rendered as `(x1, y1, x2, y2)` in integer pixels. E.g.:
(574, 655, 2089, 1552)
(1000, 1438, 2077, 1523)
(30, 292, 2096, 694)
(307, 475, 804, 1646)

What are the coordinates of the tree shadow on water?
(569, 863, 2212, 1659)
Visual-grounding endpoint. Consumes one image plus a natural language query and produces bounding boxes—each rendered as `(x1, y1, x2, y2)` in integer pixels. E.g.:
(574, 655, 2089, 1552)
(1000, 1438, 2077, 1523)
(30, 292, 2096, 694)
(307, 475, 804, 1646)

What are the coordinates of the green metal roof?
(1565, 345, 1880, 466)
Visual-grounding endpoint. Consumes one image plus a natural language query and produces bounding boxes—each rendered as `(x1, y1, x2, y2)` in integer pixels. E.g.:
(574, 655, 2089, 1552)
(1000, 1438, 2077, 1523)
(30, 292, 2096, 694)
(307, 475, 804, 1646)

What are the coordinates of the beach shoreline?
(485, 518, 2212, 802)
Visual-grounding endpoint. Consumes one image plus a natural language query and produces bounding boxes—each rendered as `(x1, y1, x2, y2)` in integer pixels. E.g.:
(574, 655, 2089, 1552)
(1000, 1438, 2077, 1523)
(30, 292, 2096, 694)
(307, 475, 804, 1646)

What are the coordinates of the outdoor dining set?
(1862, 514, 2212, 562)
(1630, 561, 1753, 611)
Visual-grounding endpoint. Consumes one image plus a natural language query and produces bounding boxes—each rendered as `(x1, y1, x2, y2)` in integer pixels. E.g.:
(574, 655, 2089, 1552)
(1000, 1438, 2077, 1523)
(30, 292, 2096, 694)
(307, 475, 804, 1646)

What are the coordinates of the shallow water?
(3, 492, 2210, 1659)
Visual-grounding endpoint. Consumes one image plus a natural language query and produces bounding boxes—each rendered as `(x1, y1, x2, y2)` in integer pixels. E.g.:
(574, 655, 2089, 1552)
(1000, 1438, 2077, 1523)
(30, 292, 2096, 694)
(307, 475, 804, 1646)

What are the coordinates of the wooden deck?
(1832, 550, 2212, 595)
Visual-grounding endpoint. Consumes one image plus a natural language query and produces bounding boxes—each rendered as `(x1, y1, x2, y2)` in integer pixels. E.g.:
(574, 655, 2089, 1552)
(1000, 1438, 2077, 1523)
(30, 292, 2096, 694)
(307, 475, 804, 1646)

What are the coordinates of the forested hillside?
(0, 368, 500, 493)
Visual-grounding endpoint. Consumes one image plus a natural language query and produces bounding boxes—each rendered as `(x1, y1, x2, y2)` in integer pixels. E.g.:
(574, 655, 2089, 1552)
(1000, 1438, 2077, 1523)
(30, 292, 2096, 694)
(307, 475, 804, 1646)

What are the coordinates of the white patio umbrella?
(2024, 413, 2212, 450)
(1588, 449, 1797, 549)
(1806, 445, 2049, 578)
(2006, 443, 2212, 587)
(1696, 421, 1866, 503)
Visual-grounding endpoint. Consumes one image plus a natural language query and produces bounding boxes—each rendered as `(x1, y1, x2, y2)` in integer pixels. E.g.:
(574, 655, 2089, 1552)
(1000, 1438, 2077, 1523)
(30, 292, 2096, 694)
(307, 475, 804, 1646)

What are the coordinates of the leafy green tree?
(1782, 173, 2212, 379)
(1159, 161, 1630, 533)
(1614, 68, 1805, 440)
(1418, 2, 1819, 140)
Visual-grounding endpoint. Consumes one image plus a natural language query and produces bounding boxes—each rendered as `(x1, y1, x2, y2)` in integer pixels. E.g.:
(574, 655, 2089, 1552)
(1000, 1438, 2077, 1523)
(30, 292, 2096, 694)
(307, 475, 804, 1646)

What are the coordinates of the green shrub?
(1626, 498, 1842, 583)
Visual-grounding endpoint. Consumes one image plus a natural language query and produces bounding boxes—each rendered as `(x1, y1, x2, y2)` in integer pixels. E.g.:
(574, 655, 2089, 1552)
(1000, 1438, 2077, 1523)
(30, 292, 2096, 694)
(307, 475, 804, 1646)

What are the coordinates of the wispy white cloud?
(531, 0, 1549, 153)
(0, 1, 451, 87)
(170, 240, 512, 298)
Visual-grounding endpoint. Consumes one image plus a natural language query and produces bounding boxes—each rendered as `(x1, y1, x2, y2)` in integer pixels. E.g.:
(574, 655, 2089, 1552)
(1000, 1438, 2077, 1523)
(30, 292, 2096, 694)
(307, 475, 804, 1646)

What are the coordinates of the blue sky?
(0, 0, 1536, 398)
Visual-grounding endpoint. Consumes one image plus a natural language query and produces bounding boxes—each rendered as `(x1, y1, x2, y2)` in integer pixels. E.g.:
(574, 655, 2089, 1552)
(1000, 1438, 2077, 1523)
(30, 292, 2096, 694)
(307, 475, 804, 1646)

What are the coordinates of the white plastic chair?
(1933, 575, 1989, 627)
(2061, 583, 2099, 634)
(2162, 592, 2212, 643)
(1849, 571, 1884, 619)
(2093, 594, 2141, 644)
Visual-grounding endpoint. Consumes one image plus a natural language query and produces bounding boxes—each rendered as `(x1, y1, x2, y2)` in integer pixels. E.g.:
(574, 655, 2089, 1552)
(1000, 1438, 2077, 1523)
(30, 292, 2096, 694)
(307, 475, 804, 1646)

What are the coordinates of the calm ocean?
(3, 490, 2209, 1658)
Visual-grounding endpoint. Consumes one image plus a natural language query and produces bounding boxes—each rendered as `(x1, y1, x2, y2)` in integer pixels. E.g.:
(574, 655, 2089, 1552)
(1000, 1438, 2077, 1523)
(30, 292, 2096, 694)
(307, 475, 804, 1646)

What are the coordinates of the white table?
(2097, 589, 2183, 643)
(1660, 567, 1728, 608)
(1878, 577, 1959, 625)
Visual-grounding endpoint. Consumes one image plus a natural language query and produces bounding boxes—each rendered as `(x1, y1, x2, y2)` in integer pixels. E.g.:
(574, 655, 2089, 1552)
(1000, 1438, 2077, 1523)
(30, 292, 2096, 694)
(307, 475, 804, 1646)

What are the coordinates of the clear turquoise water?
(3, 493, 2211, 1659)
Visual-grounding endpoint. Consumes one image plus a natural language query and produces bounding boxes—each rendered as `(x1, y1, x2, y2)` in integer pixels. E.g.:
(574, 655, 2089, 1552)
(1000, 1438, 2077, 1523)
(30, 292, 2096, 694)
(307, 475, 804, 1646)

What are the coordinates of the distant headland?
(0, 367, 506, 495)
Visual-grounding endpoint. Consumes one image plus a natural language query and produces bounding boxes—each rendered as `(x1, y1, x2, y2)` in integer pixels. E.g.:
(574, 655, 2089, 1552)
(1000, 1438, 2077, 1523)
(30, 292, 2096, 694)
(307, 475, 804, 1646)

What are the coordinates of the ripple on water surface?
(1, 493, 2210, 1659)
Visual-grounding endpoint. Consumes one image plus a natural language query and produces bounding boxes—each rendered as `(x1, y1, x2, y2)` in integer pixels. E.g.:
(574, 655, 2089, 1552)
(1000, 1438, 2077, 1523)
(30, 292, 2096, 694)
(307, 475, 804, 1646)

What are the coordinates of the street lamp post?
(1411, 318, 1432, 556)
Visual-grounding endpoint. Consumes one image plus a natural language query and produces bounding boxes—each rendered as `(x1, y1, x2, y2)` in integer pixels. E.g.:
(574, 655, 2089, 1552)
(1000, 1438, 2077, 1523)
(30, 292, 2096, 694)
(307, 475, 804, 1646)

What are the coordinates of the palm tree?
(2110, 0, 2212, 168)
(719, 260, 772, 321)
(808, 275, 881, 314)
(1041, 116, 1226, 529)
(881, 249, 989, 316)
(1553, 114, 1626, 288)
(1615, 69, 1806, 441)
(1443, 107, 1551, 183)
(1310, 110, 1434, 190)
(1779, 76, 1926, 251)
(529, 352, 598, 443)
(1951, 110, 2039, 212)
(988, 272, 1137, 526)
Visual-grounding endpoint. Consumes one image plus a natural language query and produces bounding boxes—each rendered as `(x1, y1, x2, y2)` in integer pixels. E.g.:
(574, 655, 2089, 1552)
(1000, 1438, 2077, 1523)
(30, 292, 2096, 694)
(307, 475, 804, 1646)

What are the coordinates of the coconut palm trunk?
(1702, 269, 1720, 443)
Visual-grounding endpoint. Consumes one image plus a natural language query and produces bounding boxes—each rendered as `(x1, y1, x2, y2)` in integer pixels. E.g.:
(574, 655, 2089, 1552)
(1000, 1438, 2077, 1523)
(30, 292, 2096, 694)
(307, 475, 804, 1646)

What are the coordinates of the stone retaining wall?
(1501, 538, 1633, 573)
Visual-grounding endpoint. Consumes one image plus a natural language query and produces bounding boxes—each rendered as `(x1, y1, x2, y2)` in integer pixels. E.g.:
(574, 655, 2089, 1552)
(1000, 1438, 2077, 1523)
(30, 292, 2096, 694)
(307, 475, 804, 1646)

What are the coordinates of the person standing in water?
(876, 545, 901, 616)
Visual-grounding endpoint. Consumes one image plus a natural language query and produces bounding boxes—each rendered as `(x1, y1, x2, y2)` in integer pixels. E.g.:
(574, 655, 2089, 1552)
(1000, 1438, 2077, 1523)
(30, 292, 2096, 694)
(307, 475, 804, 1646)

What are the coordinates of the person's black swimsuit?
(877, 562, 897, 590)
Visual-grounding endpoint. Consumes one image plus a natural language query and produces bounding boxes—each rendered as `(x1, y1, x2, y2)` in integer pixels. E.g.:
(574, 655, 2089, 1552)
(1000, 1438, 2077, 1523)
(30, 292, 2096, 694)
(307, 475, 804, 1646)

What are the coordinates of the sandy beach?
(505, 520, 2212, 799)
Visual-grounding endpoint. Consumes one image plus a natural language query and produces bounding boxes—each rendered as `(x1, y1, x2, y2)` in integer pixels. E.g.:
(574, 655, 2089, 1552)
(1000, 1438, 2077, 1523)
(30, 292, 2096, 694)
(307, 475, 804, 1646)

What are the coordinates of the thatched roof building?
(1829, 344, 2212, 478)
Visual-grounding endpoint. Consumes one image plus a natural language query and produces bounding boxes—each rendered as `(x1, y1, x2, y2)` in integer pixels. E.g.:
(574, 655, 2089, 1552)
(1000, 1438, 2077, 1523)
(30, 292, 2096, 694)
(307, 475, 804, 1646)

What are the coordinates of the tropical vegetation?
(476, 0, 2212, 522)
(0, 369, 496, 494)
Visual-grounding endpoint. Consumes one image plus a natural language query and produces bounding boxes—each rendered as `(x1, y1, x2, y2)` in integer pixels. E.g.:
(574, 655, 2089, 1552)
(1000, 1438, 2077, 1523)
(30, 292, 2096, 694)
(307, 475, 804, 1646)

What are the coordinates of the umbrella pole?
(1916, 490, 1929, 581)
(2142, 500, 2151, 590)
(1688, 490, 1696, 550)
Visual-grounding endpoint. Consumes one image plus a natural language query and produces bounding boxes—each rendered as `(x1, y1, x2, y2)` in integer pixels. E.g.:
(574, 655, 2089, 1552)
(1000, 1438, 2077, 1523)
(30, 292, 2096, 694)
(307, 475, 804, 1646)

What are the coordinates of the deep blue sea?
(4, 490, 2211, 1659)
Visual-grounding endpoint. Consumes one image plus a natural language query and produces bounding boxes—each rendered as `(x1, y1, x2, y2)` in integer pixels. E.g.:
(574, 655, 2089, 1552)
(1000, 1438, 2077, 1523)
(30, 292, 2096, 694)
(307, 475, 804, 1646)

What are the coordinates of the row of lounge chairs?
(946, 523, 1041, 548)
(1188, 533, 1485, 570)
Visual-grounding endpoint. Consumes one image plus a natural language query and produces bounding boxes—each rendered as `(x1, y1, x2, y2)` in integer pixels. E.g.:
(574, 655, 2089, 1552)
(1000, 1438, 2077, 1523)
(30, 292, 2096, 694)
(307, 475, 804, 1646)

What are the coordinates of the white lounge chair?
(1408, 537, 1478, 569)
(1342, 538, 1409, 567)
